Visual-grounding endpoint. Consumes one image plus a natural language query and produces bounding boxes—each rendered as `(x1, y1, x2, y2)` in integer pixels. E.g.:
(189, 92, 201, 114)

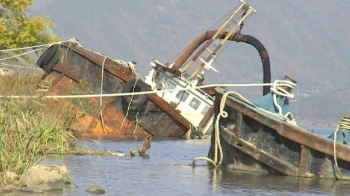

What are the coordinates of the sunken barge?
(37, 0, 269, 139)
(37, 41, 193, 138)
(207, 61, 350, 179)
(203, 1, 350, 181)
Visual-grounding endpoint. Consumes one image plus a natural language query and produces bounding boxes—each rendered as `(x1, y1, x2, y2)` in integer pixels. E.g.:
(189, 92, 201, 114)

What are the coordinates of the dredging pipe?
(172, 30, 271, 95)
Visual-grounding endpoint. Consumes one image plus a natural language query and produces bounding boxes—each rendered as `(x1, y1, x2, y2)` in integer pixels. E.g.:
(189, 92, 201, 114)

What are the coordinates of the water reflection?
(3, 136, 350, 196)
(209, 168, 350, 196)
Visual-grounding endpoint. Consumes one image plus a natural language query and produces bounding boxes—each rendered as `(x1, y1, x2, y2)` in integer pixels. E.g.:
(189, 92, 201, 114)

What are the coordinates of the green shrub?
(0, 73, 75, 185)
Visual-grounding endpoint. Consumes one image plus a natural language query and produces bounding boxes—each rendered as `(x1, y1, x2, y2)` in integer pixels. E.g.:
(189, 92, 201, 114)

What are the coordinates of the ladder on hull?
(181, 0, 256, 81)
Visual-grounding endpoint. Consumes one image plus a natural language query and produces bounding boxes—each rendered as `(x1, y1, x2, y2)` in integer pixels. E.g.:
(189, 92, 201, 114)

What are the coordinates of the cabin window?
(189, 97, 200, 110)
(167, 81, 176, 89)
(201, 105, 210, 115)
(176, 91, 189, 101)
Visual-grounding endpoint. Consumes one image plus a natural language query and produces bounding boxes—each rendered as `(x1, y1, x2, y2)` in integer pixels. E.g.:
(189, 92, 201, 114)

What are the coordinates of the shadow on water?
(3, 137, 350, 196)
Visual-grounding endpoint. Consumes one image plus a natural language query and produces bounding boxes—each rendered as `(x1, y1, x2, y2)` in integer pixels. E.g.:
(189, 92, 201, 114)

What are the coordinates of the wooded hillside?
(30, 0, 350, 125)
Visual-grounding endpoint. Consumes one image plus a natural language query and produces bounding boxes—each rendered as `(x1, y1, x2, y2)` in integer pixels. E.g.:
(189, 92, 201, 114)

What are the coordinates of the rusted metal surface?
(38, 43, 191, 138)
(220, 127, 303, 176)
(299, 145, 310, 174)
(60, 42, 135, 82)
(173, 31, 244, 70)
(208, 88, 350, 179)
(36, 1, 268, 139)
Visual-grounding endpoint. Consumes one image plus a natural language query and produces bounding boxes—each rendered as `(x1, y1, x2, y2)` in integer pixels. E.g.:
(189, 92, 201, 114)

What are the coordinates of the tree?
(0, 0, 60, 50)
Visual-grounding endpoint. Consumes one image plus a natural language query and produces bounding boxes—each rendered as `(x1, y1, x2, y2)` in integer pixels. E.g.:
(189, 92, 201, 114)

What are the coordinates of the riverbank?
(0, 73, 77, 186)
(0, 71, 155, 191)
(4, 137, 350, 196)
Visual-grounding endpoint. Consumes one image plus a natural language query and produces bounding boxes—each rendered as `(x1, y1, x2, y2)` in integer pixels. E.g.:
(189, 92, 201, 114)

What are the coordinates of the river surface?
(4, 126, 350, 196)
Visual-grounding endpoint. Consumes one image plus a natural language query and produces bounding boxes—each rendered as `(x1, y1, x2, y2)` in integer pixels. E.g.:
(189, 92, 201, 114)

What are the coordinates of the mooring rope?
(270, 80, 296, 118)
(0, 62, 41, 70)
(0, 41, 63, 52)
(266, 79, 297, 125)
(0, 38, 79, 63)
(119, 79, 139, 134)
(99, 56, 109, 134)
(120, 61, 141, 135)
(0, 82, 276, 99)
(333, 116, 350, 180)
(193, 91, 235, 168)
(192, 79, 296, 168)
(133, 110, 140, 136)
(0, 48, 44, 61)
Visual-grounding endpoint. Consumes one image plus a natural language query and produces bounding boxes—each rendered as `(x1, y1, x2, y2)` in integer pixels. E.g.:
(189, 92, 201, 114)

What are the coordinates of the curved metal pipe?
(173, 30, 271, 95)
(240, 35, 271, 95)
(173, 30, 218, 70)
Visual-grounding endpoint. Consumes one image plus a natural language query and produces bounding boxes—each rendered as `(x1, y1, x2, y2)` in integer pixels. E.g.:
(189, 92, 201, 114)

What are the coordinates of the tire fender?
(36, 45, 59, 68)
(122, 79, 148, 107)
(44, 47, 62, 72)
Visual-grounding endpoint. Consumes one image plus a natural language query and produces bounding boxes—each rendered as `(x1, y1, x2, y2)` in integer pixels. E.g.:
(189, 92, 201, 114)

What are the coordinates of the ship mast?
(180, 0, 256, 82)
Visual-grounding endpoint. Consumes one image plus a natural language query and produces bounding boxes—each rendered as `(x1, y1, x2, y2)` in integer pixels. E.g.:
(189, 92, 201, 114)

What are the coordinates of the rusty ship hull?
(208, 86, 350, 180)
(37, 1, 267, 139)
(38, 42, 191, 138)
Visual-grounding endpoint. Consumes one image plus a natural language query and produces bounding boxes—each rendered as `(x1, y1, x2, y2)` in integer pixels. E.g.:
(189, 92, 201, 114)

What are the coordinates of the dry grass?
(0, 72, 76, 185)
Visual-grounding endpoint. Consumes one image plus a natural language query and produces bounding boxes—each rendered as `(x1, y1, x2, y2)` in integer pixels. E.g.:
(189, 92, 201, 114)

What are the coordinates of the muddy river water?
(4, 126, 350, 196)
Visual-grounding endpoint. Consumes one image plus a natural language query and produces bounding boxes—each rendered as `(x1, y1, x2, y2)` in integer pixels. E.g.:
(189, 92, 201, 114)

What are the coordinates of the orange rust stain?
(45, 74, 148, 137)
(75, 116, 113, 134)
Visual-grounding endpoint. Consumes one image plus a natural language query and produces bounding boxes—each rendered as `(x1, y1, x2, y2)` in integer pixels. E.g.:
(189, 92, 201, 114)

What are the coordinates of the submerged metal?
(38, 42, 191, 138)
(208, 85, 350, 180)
(37, 0, 267, 139)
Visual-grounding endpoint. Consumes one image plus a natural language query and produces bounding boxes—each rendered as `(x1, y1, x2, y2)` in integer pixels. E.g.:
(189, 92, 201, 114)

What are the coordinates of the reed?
(0, 71, 75, 185)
